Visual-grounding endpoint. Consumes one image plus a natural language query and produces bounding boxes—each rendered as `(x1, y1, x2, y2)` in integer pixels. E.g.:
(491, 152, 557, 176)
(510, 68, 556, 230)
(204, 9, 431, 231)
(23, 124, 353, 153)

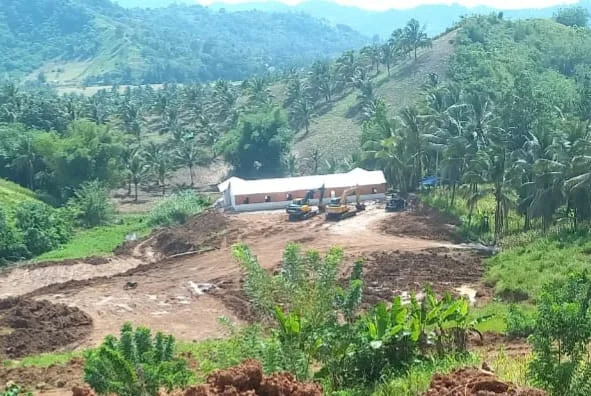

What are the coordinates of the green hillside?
(0, 178, 38, 210)
(293, 31, 457, 165)
(1, 0, 367, 85)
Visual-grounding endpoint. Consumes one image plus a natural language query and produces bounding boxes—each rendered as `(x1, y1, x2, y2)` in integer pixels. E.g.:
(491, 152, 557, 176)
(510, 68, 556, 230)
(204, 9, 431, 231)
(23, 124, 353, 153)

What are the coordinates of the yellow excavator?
(286, 185, 325, 221)
(325, 187, 366, 221)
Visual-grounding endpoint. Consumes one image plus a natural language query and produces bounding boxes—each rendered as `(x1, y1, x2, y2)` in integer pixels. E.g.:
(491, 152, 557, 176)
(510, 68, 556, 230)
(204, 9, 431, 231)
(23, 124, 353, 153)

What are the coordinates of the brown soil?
(183, 360, 322, 396)
(150, 210, 232, 257)
(115, 210, 235, 258)
(0, 298, 92, 359)
(471, 332, 531, 358)
(362, 249, 483, 306)
(380, 207, 463, 243)
(425, 367, 546, 395)
(0, 357, 84, 392)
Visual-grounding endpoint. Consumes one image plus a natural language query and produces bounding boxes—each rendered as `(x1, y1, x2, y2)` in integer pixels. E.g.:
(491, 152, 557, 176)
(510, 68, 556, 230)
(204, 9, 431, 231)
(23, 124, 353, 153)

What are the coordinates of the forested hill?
(0, 0, 367, 85)
(178, 0, 591, 38)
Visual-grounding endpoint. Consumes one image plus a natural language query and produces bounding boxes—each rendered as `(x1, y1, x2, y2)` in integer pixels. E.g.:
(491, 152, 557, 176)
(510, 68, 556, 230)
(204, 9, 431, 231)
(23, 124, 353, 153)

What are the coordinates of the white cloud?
(197, 0, 579, 11)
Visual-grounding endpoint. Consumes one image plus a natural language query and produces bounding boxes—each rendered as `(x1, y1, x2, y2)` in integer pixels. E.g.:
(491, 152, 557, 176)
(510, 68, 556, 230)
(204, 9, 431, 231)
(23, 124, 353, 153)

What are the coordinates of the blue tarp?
(421, 176, 439, 186)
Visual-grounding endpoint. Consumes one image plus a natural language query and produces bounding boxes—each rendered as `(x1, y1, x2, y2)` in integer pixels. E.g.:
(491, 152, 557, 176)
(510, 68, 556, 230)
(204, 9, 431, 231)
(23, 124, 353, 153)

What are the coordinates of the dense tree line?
(1, 0, 367, 84)
(361, 12, 591, 240)
(0, 18, 432, 206)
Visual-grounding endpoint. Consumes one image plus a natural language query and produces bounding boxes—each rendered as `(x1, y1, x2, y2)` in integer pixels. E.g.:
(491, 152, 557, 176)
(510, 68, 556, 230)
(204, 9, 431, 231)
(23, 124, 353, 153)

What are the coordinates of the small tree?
(69, 180, 114, 228)
(529, 272, 591, 395)
(84, 323, 194, 396)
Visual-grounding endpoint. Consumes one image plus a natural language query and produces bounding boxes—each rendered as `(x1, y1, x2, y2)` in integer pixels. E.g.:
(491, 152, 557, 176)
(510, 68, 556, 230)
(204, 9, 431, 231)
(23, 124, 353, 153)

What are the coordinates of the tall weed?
(148, 191, 210, 227)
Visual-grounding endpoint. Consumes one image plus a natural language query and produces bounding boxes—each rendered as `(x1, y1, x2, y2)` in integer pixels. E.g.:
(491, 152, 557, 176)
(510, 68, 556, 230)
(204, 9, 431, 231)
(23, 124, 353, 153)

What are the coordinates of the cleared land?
(0, 203, 499, 392)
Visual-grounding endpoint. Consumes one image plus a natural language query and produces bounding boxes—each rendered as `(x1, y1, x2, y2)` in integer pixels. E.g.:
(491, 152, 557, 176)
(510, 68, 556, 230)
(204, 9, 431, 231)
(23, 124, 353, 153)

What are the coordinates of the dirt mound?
(0, 357, 84, 391)
(151, 210, 233, 257)
(184, 359, 322, 395)
(381, 207, 462, 243)
(0, 298, 92, 358)
(362, 249, 483, 306)
(425, 367, 545, 395)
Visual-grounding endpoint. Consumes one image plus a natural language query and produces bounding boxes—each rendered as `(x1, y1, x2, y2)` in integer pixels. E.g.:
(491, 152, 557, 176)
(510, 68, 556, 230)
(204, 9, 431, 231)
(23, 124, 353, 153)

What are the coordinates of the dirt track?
(0, 205, 479, 350)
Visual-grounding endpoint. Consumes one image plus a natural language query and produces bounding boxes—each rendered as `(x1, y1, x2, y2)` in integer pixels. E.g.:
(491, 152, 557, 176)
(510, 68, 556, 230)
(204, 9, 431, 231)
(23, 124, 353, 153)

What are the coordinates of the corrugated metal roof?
(218, 168, 386, 196)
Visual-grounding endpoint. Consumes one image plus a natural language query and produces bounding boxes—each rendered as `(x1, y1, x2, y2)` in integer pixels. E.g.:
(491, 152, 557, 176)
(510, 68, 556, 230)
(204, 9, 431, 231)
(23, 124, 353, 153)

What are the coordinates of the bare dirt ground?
(1, 205, 475, 347)
(16, 206, 455, 347)
(0, 204, 491, 393)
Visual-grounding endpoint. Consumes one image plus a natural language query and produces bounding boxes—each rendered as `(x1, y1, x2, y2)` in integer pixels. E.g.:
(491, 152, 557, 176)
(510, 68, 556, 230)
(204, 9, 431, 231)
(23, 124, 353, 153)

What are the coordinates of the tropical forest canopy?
(0, 0, 367, 85)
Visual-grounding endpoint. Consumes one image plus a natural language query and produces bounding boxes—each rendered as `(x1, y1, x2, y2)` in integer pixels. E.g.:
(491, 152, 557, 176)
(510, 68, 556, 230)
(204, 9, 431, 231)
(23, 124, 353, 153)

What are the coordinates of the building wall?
(231, 193, 386, 212)
(233, 183, 387, 206)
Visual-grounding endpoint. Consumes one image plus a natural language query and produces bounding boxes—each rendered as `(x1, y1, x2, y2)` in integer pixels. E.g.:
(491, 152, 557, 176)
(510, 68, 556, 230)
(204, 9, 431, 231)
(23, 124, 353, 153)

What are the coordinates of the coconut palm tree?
(290, 98, 313, 135)
(174, 138, 209, 186)
(403, 19, 431, 60)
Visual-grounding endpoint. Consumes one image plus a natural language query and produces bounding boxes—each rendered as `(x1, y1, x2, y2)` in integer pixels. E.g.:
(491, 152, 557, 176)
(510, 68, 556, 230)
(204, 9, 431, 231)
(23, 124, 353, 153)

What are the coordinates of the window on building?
(286, 193, 292, 201)
(243, 197, 250, 204)
(265, 195, 271, 202)
(372, 187, 378, 194)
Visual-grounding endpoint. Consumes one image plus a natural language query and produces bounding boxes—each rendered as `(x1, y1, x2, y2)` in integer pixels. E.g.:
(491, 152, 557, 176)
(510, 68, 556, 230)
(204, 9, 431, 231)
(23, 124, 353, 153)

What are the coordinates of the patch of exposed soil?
(425, 367, 545, 395)
(362, 249, 483, 306)
(211, 278, 255, 322)
(381, 207, 463, 243)
(471, 332, 531, 358)
(0, 298, 92, 358)
(182, 360, 322, 396)
(148, 210, 236, 257)
(0, 357, 84, 391)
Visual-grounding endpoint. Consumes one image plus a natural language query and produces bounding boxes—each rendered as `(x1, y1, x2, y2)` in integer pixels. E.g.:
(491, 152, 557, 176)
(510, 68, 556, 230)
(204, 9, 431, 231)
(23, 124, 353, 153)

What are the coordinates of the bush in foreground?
(84, 323, 194, 396)
(233, 243, 487, 391)
(148, 191, 211, 227)
(529, 271, 591, 395)
(68, 180, 115, 228)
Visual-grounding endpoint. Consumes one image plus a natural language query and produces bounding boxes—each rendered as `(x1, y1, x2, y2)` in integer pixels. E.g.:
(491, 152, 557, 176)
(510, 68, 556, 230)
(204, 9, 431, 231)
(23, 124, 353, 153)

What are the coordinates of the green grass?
(34, 214, 151, 262)
(485, 231, 591, 302)
(470, 302, 536, 334)
(3, 351, 82, 368)
(0, 178, 38, 211)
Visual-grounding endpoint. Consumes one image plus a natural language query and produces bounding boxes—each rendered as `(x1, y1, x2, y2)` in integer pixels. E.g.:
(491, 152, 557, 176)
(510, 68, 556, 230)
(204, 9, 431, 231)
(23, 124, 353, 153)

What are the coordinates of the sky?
(196, 0, 579, 11)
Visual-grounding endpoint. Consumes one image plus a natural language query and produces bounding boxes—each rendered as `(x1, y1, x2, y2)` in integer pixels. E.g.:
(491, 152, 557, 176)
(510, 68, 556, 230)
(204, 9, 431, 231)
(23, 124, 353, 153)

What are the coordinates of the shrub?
(505, 304, 536, 338)
(148, 191, 210, 227)
(84, 323, 194, 396)
(0, 208, 26, 263)
(529, 271, 591, 395)
(69, 180, 114, 228)
(232, 243, 486, 391)
(13, 201, 73, 257)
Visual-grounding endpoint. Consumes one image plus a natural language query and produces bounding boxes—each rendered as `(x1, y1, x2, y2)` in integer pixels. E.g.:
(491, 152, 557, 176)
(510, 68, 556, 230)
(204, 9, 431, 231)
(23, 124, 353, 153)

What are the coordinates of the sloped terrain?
(0, 178, 39, 211)
(294, 31, 457, 164)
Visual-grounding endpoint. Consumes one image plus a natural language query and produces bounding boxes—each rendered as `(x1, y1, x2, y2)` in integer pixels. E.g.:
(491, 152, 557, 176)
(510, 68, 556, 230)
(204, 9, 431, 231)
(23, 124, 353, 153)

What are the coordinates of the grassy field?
(0, 178, 39, 211)
(485, 231, 591, 302)
(34, 214, 151, 262)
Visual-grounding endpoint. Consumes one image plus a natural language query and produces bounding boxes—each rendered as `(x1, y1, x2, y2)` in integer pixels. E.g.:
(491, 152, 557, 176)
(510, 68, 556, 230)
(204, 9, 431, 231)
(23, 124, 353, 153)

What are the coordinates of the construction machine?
(325, 187, 366, 221)
(385, 192, 406, 212)
(286, 185, 325, 221)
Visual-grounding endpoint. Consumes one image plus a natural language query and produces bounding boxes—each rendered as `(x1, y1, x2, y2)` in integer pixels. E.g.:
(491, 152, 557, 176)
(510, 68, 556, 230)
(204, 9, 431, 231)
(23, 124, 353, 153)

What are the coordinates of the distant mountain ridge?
(1, 0, 368, 85)
(116, 0, 591, 37)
